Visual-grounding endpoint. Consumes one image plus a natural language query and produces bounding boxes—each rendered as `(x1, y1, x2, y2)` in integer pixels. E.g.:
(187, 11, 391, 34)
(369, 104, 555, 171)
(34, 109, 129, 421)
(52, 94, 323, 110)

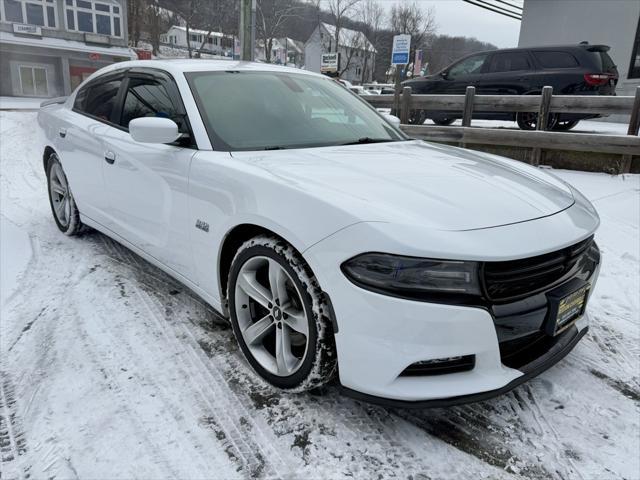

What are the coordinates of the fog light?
(400, 355, 476, 377)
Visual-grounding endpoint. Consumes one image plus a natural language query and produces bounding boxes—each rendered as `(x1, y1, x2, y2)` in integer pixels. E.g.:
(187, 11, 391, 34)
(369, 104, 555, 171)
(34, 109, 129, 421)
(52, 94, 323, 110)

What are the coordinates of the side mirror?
(383, 113, 401, 127)
(129, 117, 181, 144)
(441, 71, 450, 80)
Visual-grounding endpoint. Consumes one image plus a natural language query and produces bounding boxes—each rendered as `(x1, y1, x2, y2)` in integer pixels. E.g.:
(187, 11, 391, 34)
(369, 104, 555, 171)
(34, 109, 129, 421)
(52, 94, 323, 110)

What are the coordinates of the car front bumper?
(303, 213, 600, 406)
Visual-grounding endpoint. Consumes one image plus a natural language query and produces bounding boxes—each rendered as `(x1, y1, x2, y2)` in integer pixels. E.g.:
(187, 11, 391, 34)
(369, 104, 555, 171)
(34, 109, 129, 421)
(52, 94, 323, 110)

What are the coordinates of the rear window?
(488, 52, 531, 72)
(74, 78, 122, 122)
(533, 51, 579, 69)
(587, 51, 618, 74)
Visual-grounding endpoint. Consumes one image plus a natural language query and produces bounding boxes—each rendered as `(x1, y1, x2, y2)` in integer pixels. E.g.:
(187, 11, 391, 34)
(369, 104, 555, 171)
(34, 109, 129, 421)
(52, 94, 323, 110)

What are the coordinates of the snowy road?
(1, 111, 638, 480)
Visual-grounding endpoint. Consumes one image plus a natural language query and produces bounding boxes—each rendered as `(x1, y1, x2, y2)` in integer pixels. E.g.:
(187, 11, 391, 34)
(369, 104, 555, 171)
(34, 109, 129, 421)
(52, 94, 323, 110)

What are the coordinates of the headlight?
(341, 253, 481, 297)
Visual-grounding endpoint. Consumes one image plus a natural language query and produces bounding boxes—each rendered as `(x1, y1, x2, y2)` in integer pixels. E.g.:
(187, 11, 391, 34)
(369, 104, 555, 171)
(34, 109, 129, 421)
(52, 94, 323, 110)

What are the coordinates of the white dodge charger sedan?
(38, 60, 601, 407)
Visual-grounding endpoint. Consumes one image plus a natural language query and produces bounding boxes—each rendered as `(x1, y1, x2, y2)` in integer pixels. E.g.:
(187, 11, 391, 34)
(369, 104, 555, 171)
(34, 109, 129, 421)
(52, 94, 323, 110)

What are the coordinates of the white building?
(160, 25, 233, 57)
(0, 0, 136, 98)
(519, 0, 640, 98)
(304, 22, 376, 84)
(255, 37, 304, 67)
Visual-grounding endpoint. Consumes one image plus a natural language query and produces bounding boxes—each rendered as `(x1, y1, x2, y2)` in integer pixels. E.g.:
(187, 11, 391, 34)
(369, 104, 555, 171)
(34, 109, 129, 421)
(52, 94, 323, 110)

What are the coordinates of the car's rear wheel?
(228, 235, 337, 391)
(552, 120, 580, 131)
(46, 153, 83, 235)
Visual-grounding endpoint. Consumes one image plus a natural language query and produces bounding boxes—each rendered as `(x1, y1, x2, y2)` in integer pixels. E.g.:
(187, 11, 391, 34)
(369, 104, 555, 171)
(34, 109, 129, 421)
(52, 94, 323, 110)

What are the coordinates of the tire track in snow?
(93, 235, 293, 478)
(0, 371, 29, 480)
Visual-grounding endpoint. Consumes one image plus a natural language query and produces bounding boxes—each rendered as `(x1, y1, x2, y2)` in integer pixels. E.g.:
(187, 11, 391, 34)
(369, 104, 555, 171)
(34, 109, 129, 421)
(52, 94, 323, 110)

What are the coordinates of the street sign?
(391, 34, 411, 65)
(321, 52, 340, 73)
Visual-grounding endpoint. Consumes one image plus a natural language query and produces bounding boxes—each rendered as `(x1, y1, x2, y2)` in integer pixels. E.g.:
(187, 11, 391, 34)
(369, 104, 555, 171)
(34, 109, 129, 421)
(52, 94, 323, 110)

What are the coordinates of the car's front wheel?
(228, 235, 337, 391)
(46, 153, 83, 235)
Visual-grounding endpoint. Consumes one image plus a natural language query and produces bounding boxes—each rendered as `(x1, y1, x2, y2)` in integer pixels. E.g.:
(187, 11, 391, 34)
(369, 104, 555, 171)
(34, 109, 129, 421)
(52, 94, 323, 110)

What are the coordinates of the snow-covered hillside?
(1, 111, 638, 479)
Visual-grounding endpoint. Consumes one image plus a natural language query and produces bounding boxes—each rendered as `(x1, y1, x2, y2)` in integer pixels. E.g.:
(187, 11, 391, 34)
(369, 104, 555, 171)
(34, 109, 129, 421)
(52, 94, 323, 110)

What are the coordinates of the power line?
(493, 0, 524, 12)
(469, 0, 523, 17)
(462, 0, 522, 20)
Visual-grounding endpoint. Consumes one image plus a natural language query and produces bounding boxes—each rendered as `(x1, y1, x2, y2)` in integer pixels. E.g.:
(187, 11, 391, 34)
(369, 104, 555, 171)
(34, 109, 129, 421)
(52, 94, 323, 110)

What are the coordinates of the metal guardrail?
(364, 85, 640, 173)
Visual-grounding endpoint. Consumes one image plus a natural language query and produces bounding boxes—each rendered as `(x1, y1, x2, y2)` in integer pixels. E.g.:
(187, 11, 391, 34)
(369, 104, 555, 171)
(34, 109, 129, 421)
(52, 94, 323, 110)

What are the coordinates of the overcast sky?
(377, 0, 523, 48)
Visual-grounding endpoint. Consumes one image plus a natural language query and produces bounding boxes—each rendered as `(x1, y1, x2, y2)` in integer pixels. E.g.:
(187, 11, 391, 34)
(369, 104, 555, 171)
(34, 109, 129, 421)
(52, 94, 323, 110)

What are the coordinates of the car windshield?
(186, 70, 406, 151)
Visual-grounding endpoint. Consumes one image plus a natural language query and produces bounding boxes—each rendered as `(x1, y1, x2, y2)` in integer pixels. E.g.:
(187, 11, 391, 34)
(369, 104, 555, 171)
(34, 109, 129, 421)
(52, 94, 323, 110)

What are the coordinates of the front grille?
(483, 236, 594, 302)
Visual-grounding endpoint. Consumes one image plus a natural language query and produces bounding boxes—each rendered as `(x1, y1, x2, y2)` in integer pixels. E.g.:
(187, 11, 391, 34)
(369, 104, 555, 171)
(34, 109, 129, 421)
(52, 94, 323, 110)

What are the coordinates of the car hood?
(231, 140, 574, 231)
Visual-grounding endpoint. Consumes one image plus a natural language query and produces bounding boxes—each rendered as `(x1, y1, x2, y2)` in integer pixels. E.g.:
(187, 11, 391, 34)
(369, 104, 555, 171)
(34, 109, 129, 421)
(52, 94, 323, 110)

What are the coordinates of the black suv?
(404, 43, 618, 130)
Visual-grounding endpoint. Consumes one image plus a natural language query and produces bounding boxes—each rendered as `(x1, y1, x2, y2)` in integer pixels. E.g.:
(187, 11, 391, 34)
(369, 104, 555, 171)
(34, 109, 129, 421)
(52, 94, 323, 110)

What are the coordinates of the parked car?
(403, 43, 618, 130)
(38, 60, 600, 407)
(349, 85, 374, 96)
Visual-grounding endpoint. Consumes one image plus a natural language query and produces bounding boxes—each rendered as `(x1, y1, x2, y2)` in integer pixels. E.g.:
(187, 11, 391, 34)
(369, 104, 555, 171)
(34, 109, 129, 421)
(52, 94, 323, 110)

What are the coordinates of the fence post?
(462, 86, 476, 127)
(620, 86, 640, 173)
(400, 86, 412, 124)
(530, 86, 553, 165)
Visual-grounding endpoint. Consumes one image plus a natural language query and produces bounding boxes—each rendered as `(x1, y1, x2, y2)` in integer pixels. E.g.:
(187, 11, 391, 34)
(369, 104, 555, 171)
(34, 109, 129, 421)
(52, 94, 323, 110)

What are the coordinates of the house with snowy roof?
(304, 22, 376, 84)
(160, 25, 234, 57)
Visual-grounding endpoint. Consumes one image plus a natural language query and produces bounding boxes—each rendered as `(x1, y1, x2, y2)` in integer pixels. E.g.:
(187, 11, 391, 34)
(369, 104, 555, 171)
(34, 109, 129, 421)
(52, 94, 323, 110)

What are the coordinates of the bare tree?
(390, 0, 437, 77)
(327, 0, 362, 53)
(256, 0, 301, 63)
(358, 0, 384, 82)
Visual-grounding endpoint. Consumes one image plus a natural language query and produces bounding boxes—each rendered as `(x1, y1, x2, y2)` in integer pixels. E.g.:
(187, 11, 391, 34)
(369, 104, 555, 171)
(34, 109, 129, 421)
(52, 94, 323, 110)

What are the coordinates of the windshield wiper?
(339, 137, 394, 146)
(264, 146, 286, 150)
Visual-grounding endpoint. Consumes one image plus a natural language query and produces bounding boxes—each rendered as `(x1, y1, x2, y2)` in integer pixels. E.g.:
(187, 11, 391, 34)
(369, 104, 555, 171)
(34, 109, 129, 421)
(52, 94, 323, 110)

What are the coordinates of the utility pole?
(239, 0, 256, 61)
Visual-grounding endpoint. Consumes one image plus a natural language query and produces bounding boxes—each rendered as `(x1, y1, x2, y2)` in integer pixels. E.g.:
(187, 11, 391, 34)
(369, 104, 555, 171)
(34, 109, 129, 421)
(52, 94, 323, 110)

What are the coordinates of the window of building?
(1, 0, 57, 28)
(64, 0, 122, 37)
(630, 16, 640, 79)
(18, 65, 48, 96)
(533, 51, 579, 69)
(488, 52, 531, 73)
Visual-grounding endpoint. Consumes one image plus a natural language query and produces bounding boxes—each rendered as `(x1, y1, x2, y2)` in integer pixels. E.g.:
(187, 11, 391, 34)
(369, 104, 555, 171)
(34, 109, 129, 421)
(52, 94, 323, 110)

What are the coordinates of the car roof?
(473, 44, 610, 56)
(84, 59, 319, 83)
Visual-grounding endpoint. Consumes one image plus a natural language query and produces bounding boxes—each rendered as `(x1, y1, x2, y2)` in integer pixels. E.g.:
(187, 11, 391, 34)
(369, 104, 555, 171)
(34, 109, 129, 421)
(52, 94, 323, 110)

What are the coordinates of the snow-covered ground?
(1, 110, 638, 480)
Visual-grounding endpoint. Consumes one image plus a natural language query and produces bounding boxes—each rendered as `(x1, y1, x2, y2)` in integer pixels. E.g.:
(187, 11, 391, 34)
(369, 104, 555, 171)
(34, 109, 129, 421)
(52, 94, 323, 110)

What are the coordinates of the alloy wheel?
(49, 163, 71, 228)
(234, 255, 310, 377)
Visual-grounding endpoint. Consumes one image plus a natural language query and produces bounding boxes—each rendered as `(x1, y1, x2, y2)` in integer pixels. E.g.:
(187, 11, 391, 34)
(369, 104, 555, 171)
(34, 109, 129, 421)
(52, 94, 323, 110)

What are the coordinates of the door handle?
(58, 128, 67, 138)
(104, 151, 116, 164)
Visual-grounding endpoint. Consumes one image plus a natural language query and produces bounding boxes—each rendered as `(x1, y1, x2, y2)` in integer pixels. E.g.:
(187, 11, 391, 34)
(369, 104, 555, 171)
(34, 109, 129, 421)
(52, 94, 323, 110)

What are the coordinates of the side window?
(120, 77, 187, 133)
(73, 85, 88, 111)
(533, 51, 579, 69)
(75, 79, 122, 122)
(448, 53, 489, 78)
(488, 52, 531, 73)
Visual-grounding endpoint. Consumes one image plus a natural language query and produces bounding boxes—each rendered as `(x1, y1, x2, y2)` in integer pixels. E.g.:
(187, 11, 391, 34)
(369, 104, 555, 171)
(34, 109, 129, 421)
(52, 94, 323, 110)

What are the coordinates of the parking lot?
(1, 110, 638, 480)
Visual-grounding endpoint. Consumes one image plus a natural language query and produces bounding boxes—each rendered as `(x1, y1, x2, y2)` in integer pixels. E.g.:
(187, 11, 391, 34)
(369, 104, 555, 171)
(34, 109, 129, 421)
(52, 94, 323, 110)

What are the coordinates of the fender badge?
(195, 219, 209, 232)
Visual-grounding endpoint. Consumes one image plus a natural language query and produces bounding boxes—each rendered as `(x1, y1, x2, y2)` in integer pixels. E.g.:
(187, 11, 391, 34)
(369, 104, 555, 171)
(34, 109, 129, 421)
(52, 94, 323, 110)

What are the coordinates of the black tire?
(552, 120, 580, 131)
(46, 153, 83, 235)
(227, 235, 337, 391)
(516, 112, 558, 131)
(408, 109, 427, 125)
(431, 118, 456, 126)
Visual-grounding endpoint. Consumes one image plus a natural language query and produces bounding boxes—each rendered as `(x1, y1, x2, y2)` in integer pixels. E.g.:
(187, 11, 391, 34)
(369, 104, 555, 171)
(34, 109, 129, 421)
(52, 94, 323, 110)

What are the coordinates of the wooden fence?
(364, 86, 640, 173)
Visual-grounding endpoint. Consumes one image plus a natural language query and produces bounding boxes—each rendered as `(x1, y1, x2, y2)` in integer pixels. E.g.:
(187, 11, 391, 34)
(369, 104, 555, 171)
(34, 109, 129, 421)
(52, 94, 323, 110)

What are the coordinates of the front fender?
(188, 151, 361, 304)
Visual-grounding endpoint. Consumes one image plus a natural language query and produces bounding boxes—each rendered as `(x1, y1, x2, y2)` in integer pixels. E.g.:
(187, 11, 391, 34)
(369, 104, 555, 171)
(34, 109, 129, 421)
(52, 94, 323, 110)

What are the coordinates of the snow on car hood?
(231, 140, 574, 231)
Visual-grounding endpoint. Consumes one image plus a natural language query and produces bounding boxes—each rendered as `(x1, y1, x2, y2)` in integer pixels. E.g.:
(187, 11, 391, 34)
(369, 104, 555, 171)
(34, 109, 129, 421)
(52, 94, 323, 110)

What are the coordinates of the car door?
(480, 51, 534, 95)
(57, 72, 124, 224)
(100, 68, 198, 277)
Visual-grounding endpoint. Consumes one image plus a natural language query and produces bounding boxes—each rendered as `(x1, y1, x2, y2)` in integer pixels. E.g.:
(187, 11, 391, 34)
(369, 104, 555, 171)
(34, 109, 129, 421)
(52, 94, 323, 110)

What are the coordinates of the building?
(304, 22, 376, 84)
(255, 37, 304, 68)
(0, 0, 136, 98)
(519, 0, 640, 100)
(160, 26, 233, 57)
